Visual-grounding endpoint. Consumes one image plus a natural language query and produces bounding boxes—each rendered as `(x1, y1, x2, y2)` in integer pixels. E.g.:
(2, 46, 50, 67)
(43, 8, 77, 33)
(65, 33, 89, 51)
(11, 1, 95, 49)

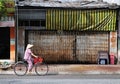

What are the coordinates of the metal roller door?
(27, 31, 109, 64)
(76, 32, 109, 63)
(27, 31, 74, 63)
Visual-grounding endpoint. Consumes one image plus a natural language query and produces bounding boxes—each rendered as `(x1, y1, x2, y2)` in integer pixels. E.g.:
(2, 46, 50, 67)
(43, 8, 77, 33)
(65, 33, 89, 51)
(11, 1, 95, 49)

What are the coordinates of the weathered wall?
(117, 11, 120, 64)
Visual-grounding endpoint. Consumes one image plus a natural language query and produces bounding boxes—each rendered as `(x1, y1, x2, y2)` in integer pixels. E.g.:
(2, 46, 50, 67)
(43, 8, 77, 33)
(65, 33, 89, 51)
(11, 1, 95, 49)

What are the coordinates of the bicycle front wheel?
(14, 62, 27, 76)
(35, 62, 48, 76)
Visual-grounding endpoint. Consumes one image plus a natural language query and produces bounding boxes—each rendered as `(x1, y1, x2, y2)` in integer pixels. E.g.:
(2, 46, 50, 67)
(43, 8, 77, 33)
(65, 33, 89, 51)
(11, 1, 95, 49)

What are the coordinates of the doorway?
(0, 27, 10, 59)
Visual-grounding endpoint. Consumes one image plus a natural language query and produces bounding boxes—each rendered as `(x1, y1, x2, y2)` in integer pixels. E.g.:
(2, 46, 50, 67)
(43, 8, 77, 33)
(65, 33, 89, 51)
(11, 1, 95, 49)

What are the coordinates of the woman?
(24, 44, 38, 74)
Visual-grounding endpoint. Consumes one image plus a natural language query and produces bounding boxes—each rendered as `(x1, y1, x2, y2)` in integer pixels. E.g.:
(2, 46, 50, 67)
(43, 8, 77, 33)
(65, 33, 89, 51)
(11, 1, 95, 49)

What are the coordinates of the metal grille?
(27, 31, 109, 64)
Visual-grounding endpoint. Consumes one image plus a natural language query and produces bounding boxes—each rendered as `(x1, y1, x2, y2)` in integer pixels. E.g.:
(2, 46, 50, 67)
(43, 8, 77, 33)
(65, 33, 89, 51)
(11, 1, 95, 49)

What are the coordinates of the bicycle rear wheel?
(35, 62, 48, 76)
(14, 62, 27, 76)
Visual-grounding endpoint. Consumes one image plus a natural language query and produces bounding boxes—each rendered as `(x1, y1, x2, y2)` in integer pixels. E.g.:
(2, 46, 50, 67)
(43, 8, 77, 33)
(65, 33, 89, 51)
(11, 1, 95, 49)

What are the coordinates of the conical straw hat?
(26, 44, 34, 49)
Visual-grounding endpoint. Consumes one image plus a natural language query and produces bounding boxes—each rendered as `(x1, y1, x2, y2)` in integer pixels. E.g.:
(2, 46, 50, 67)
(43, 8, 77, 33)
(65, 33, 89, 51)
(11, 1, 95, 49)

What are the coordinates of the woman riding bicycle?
(14, 44, 48, 76)
(24, 44, 38, 74)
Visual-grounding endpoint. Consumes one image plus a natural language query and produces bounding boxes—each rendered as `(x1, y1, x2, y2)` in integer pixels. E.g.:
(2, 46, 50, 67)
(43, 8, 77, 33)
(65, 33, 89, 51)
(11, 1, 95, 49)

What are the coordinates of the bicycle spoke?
(14, 62, 27, 76)
(35, 63, 48, 76)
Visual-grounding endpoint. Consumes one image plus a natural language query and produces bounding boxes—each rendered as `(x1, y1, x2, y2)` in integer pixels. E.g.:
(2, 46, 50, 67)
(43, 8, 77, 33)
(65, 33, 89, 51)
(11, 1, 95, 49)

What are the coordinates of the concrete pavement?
(1, 64, 120, 75)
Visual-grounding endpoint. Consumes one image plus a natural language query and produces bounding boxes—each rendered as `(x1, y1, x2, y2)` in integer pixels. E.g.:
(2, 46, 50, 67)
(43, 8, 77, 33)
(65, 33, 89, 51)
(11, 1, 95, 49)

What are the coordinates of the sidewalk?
(0, 64, 120, 75)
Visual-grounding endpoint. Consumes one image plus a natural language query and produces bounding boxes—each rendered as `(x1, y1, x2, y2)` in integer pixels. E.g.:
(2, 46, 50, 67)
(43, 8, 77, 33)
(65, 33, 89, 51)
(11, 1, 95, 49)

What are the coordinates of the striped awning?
(46, 9, 117, 31)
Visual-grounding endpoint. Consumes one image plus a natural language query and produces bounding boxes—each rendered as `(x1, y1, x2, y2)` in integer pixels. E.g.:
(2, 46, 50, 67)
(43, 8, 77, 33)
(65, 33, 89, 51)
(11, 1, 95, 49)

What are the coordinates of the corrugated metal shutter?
(27, 31, 74, 63)
(76, 32, 109, 63)
(27, 31, 109, 64)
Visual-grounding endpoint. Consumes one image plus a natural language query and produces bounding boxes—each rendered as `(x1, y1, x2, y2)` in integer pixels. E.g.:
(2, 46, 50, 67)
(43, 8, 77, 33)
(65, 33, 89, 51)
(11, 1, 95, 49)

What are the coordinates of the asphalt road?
(0, 74, 120, 84)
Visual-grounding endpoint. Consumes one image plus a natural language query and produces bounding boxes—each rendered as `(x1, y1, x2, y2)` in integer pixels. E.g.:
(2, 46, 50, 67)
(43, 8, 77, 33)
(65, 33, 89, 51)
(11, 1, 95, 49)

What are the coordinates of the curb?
(1, 65, 120, 75)
(58, 71, 120, 75)
(1, 70, 120, 75)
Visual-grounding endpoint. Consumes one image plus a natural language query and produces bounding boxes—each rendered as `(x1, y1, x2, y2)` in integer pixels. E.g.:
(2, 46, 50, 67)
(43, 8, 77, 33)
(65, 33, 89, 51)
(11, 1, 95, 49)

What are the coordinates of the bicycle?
(14, 57, 48, 76)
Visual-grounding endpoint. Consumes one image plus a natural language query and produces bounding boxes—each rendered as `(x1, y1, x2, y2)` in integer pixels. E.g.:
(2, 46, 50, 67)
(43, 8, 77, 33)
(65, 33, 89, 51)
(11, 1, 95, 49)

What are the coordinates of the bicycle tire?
(14, 61, 27, 76)
(35, 62, 48, 76)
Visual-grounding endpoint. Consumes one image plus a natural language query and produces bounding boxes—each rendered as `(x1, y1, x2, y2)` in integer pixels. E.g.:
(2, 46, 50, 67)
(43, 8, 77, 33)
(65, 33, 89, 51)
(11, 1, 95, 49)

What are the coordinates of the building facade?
(15, 0, 119, 64)
(0, 0, 15, 64)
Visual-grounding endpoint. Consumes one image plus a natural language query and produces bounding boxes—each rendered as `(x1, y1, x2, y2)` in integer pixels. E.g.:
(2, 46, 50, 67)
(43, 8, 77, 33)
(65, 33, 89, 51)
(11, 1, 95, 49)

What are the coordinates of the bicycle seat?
(22, 60, 28, 64)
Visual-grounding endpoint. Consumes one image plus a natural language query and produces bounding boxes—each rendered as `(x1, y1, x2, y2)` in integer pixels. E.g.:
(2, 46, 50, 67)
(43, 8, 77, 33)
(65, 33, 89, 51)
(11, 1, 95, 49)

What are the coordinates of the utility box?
(98, 51, 109, 64)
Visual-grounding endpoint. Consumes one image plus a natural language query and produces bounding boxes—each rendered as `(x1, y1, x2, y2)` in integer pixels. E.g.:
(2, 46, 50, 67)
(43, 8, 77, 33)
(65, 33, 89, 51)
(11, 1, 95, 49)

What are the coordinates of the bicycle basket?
(34, 57, 43, 64)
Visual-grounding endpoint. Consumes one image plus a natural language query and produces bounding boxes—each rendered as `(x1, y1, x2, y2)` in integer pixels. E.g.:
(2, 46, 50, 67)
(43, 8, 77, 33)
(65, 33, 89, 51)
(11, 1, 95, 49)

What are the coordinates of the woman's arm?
(31, 52, 38, 58)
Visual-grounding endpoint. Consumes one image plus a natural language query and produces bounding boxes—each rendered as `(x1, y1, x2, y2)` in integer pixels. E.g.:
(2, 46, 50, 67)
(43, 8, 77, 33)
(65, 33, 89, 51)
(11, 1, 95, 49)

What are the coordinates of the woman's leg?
(27, 60, 33, 72)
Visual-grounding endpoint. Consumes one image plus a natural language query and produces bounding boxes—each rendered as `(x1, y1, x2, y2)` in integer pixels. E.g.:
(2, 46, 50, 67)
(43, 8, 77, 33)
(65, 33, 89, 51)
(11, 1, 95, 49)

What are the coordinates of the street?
(0, 74, 120, 84)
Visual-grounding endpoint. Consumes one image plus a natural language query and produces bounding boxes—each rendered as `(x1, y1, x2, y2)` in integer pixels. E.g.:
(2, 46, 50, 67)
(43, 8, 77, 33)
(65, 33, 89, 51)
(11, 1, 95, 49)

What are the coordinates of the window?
(18, 9, 46, 27)
(18, 20, 46, 27)
(18, 9, 46, 20)
(40, 20, 46, 27)
(30, 20, 40, 26)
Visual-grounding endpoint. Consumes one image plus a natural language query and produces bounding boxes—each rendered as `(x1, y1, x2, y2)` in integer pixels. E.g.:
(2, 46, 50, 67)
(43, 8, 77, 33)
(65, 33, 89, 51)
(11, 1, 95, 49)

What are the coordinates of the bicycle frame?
(14, 57, 48, 76)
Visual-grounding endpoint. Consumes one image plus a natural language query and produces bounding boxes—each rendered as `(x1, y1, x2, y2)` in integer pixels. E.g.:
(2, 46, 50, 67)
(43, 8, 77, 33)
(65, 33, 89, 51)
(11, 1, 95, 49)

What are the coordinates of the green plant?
(0, 0, 7, 19)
